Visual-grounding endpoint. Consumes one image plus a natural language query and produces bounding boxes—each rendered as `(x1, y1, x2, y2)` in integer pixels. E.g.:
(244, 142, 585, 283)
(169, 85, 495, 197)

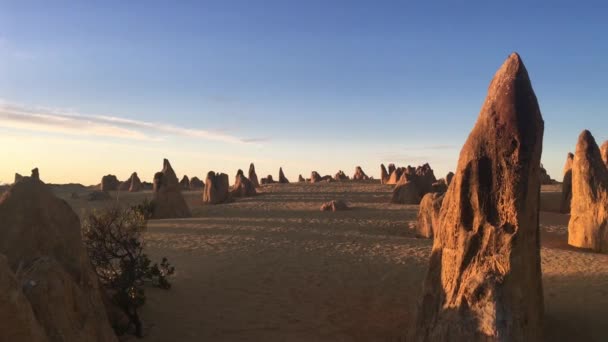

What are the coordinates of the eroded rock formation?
(231, 169, 256, 197)
(416, 53, 544, 341)
(380, 164, 389, 184)
(248, 163, 260, 188)
(0, 169, 117, 342)
(180, 175, 190, 190)
(352, 166, 369, 180)
(278, 167, 290, 183)
(561, 152, 574, 213)
(100, 175, 120, 191)
(203, 171, 230, 204)
(190, 177, 204, 189)
(320, 200, 349, 212)
(334, 170, 349, 181)
(567, 130, 608, 253)
(151, 159, 191, 218)
(417, 192, 445, 238)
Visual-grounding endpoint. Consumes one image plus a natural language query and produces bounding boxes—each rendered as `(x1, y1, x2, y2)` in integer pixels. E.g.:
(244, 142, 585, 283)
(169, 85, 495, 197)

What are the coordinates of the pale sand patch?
(55, 182, 608, 341)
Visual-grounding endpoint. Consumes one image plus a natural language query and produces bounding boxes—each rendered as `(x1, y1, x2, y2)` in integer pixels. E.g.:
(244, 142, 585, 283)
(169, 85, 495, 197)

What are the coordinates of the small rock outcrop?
(278, 167, 290, 183)
(203, 171, 231, 204)
(567, 130, 608, 253)
(100, 174, 120, 191)
(151, 159, 191, 219)
(231, 169, 256, 197)
(386, 167, 403, 185)
(128, 172, 142, 192)
(387, 163, 396, 176)
(391, 173, 421, 204)
(310, 171, 322, 183)
(601, 140, 608, 168)
(391, 164, 438, 204)
(180, 175, 190, 190)
(431, 179, 448, 193)
(0, 169, 118, 342)
(298, 174, 305, 182)
(446, 172, 454, 186)
(560, 152, 574, 213)
(416, 53, 544, 341)
(320, 200, 349, 212)
(380, 164, 389, 184)
(14, 173, 23, 183)
(117, 172, 142, 192)
(416, 192, 445, 238)
(539, 165, 556, 184)
(352, 166, 369, 180)
(334, 170, 349, 181)
(189, 177, 204, 189)
(248, 163, 260, 188)
(261, 175, 275, 184)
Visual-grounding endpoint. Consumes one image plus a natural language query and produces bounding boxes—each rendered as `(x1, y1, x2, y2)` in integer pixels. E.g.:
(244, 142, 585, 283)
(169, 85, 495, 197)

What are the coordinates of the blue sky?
(1, 1, 607, 184)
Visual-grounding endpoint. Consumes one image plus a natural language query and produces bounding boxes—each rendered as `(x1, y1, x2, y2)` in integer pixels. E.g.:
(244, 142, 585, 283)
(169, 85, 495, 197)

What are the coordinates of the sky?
(1, 1, 607, 185)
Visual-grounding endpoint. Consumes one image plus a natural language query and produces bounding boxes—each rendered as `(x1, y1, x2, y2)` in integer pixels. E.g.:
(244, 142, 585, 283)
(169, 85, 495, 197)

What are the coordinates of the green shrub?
(83, 205, 174, 337)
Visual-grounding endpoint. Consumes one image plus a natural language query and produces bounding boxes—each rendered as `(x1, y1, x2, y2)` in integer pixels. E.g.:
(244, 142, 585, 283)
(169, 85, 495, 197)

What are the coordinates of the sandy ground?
(57, 182, 608, 342)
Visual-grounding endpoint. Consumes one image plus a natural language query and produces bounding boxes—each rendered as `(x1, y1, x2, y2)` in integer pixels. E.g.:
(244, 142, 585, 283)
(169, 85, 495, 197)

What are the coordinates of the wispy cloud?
(0, 100, 265, 144)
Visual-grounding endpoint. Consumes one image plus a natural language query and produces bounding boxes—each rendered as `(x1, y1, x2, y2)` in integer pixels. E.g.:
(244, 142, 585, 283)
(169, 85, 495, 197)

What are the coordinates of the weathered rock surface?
(446, 172, 454, 186)
(431, 179, 448, 193)
(298, 174, 305, 182)
(334, 170, 349, 181)
(278, 167, 290, 184)
(203, 171, 231, 204)
(0, 169, 117, 342)
(320, 200, 349, 212)
(539, 165, 556, 184)
(391, 164, 438, 204)
(248, 163, 260, 188)
(380, 164, 389, 184)
(352, 166, 369, 180)
(567, 130, 608, 252)
(417, 192, 445, 238)
(561, 152, 574, 213)
(601, 140, 608, 168)
(231, 169, 256, 197)
(261, 175, 275, 185)
(416, 53, 544, 341)
(386, 167, 403, 185)
(391, 174, 421, 204)
(128, 172, 142, 192)
(117, 172, 142, 192)
(189, 177, 204, 189)
(0, 254, 49, 342)
(151, 159, 191, 219)
(179, 175, 190, 190)
(310, 171, 322, 183)
(141, 181, 153, 190)
(100, 175, 120, 191)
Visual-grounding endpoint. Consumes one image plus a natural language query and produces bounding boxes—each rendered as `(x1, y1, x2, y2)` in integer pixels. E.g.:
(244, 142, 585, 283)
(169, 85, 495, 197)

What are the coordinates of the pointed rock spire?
(560, 152, 574, 213)
(567, 130, 608, 252)
(278, 167, 289, 183)
(248, 163, 260, 188)
(416, 53, 544, 341)
(151, 159, 191, 218)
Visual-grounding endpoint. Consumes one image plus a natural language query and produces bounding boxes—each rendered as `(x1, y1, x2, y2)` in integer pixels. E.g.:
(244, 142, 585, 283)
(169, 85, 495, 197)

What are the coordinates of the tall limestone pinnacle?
(567, 130, 608, 252)
(416, 53, 544, 341)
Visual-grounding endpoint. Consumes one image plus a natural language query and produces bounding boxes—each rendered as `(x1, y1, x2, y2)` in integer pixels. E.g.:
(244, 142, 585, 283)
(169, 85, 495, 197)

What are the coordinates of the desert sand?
(50, 181, 608, 341)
